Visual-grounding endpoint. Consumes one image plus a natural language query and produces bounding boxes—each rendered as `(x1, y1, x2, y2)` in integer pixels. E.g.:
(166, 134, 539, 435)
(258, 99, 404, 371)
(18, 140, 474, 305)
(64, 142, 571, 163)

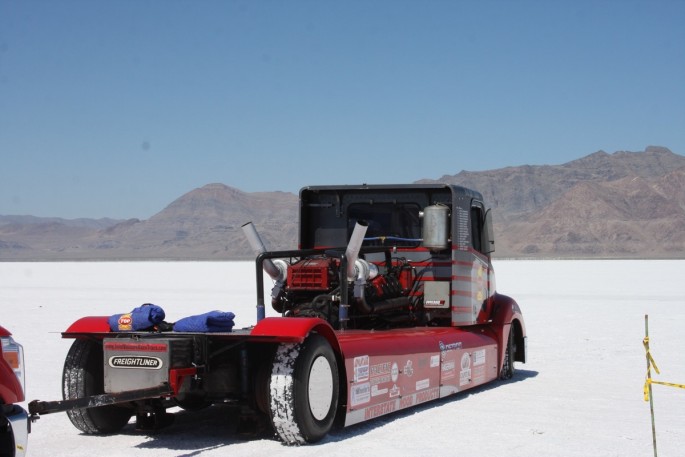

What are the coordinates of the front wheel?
(269, 333, 339, 444)
(499, 327, 516, 380)
(63, 339, 132, 434)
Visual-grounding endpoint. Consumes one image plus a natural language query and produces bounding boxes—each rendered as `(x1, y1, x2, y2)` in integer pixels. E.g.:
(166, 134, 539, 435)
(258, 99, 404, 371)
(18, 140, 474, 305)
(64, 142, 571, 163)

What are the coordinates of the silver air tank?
(421, 204, 450, 251)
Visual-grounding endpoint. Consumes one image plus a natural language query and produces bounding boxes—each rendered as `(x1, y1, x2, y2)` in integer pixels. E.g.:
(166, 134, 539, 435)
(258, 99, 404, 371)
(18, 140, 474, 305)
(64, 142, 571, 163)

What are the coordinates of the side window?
(470, 204, 484, 254)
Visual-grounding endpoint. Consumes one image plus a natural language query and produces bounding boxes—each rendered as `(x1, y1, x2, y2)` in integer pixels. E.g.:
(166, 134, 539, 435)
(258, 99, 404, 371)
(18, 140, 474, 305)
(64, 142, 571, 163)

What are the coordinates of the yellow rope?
(643, 336, 685, 401)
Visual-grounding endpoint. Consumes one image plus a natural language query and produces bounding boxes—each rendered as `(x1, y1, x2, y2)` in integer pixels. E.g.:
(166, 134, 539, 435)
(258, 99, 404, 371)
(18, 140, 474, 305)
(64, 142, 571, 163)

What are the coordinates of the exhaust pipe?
(344, 221, 410, 315)
(345, 221, 369, 281)
(241, 222, 286, 282)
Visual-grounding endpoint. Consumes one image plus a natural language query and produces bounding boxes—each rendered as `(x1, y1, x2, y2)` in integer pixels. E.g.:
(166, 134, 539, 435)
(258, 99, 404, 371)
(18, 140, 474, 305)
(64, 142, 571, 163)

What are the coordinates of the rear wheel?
(63, 339, 132, 434)
(269, 334, 339, 444)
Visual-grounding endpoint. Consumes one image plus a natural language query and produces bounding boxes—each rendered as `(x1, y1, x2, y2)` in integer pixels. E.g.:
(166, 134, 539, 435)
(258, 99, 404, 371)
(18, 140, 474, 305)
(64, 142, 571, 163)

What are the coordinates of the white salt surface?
(1, 260, 684, 456)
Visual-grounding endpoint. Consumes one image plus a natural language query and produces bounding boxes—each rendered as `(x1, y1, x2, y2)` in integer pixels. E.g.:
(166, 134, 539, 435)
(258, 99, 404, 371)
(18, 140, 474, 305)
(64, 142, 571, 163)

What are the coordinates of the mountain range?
(2, 146, 684, 260)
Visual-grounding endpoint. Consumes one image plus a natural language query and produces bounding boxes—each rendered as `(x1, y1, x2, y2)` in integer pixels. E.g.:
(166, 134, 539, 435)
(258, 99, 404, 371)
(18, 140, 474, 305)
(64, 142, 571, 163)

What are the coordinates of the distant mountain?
(0, 215, 123, 229)
(1, 146, 684, 260)
(93, 184, 299, 259)
(417, 146, 685, 257)
(0, 184, 298, 260)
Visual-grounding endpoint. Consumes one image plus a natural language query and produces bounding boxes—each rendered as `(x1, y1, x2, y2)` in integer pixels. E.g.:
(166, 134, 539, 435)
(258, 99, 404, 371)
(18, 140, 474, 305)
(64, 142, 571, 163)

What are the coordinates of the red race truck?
(1, 325, 29, 457)
(29, 183, 526, 444)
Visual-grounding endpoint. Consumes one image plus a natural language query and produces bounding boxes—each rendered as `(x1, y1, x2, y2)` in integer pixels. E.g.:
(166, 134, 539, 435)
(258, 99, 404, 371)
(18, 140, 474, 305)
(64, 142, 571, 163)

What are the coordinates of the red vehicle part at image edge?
(28, 183, 527, 445)
(1, 325, 29, 457)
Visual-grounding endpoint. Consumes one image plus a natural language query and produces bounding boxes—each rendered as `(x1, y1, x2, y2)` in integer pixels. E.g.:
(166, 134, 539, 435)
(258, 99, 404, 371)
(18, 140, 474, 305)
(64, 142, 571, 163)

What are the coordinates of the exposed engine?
(272, 254, 417, 329)
(242, 209, 454, 330)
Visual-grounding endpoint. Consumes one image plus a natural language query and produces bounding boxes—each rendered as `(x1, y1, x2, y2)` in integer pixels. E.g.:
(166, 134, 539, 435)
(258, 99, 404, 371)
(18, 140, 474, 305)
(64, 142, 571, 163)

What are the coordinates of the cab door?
(470, 201, 495, 323)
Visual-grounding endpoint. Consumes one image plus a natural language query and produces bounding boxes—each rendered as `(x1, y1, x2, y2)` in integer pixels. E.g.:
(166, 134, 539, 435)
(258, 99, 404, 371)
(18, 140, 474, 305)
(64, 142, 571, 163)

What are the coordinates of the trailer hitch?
(28, 383, 173, 421)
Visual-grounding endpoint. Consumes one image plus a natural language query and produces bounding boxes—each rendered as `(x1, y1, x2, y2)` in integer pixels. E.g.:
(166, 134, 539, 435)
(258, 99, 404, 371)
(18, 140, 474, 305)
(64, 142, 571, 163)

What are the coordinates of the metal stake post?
(645, 314, 658, 457)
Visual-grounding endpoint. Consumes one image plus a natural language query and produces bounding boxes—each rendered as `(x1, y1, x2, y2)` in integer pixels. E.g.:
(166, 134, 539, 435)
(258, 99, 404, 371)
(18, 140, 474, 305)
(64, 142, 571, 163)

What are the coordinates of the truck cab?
(294, 183, 498, 327)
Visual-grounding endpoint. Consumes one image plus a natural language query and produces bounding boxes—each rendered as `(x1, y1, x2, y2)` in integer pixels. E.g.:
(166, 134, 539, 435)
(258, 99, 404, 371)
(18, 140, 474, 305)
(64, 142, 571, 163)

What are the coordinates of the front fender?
(491, 293, 525, 328)
(490, 293, 527, 370)
(0, 361, 23, 404)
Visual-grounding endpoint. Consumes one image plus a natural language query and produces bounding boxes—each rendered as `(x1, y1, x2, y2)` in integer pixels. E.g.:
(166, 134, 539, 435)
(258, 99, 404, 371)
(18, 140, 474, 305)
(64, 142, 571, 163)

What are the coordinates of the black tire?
(499, 327, 516, 380)
(0, 412, 15, 457)
(63, 339, 132, 434)
(269, 334, 339, 444)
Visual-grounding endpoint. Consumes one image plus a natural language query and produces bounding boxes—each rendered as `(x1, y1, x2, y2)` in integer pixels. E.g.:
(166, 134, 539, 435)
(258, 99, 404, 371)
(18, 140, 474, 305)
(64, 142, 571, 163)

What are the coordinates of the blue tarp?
(173, 310, 235, 333)
(108, 303, 166, 331)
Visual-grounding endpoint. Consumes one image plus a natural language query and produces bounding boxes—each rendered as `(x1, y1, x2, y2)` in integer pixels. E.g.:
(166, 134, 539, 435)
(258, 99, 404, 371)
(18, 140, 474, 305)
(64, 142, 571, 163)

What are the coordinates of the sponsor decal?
(439, 340, 462, 360)
(370, 361, 392, 377)
(389, 384, 400, 398)
(104, 342, 167, 352)
(416, 378, 430, 391)
(473, 349, 486, 366)
(425, 299, 445, 307)
(415, 387, 440, 404)
(353, 355, 370, 383)
(365, 361, 393, 385)
(472, 364, 486, 384)
(391, 362, 399, 382)
(371, 384, 388, 397)
(398, 387, 440, 410)
(351, 382, 371, 407)
(117, 314, 132, 331)
(459, 353, 471, 386)
(399, 395, 413, 409)
(441, 360, 456, 380)
(430, 354, 440, 368)
(403, 359, 414, 377)
(364, 400, 396, 420)
(108, 355, 163, 370)
(370, 374, 392, 386)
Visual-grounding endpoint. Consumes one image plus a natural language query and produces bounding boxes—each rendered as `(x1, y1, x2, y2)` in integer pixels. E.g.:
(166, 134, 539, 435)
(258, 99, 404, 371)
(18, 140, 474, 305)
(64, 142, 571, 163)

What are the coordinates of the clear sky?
(1, 0, 684, 219)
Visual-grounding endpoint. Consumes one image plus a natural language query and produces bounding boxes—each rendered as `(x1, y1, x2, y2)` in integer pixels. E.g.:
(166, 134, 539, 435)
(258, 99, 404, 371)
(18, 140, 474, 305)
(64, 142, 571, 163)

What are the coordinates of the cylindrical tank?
(421, 204, 450, 251)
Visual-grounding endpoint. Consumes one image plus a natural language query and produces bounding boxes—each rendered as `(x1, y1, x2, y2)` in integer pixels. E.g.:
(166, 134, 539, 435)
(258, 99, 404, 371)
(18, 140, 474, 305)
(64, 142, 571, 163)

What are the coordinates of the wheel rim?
(308, 355, 334, 421)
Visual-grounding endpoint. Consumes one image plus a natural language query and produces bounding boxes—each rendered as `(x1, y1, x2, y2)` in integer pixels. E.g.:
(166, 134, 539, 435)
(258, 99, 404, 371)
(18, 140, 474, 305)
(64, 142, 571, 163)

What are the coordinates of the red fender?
(0, 346, 24, 403)
(63, 316, 111, 336)
(490, 293, 527, 373)
(250, 317, 341, 354)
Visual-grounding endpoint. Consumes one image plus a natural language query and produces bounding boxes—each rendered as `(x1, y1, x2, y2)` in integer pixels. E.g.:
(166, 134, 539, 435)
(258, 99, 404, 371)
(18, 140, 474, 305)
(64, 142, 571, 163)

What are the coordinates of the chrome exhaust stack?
(345, 221, 369, 281)
(241, 222, 287, 282)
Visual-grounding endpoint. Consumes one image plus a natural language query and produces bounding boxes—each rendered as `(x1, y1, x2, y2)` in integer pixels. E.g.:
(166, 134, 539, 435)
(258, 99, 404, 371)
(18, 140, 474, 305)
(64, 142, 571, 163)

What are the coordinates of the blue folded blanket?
(173, 311, 235, 333)
(109, 303, 166, 331)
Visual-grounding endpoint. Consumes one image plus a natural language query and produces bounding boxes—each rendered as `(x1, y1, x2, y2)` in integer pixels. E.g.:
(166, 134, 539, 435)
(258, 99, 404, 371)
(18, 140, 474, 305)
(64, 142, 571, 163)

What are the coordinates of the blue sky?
(1, 0, 684, 219)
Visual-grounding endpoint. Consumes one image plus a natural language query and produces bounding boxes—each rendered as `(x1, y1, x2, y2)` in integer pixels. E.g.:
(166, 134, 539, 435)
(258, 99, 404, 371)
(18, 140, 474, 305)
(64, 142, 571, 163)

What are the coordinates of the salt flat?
(1, 260, 683, 457)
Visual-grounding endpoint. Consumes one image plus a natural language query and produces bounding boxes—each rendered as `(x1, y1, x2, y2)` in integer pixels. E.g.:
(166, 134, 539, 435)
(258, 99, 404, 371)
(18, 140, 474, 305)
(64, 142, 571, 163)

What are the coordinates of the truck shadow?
(115, 369, 539, 452)
(121, 404, 274, 456)
(325, 368, 540, 443)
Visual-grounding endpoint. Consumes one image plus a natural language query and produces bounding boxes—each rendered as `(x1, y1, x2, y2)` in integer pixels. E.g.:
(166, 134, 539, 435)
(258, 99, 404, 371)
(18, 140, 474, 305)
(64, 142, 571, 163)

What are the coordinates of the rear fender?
(62, 316, 110, 337)
(250, 317, 346, 411)
(250, 317, 340, 353)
